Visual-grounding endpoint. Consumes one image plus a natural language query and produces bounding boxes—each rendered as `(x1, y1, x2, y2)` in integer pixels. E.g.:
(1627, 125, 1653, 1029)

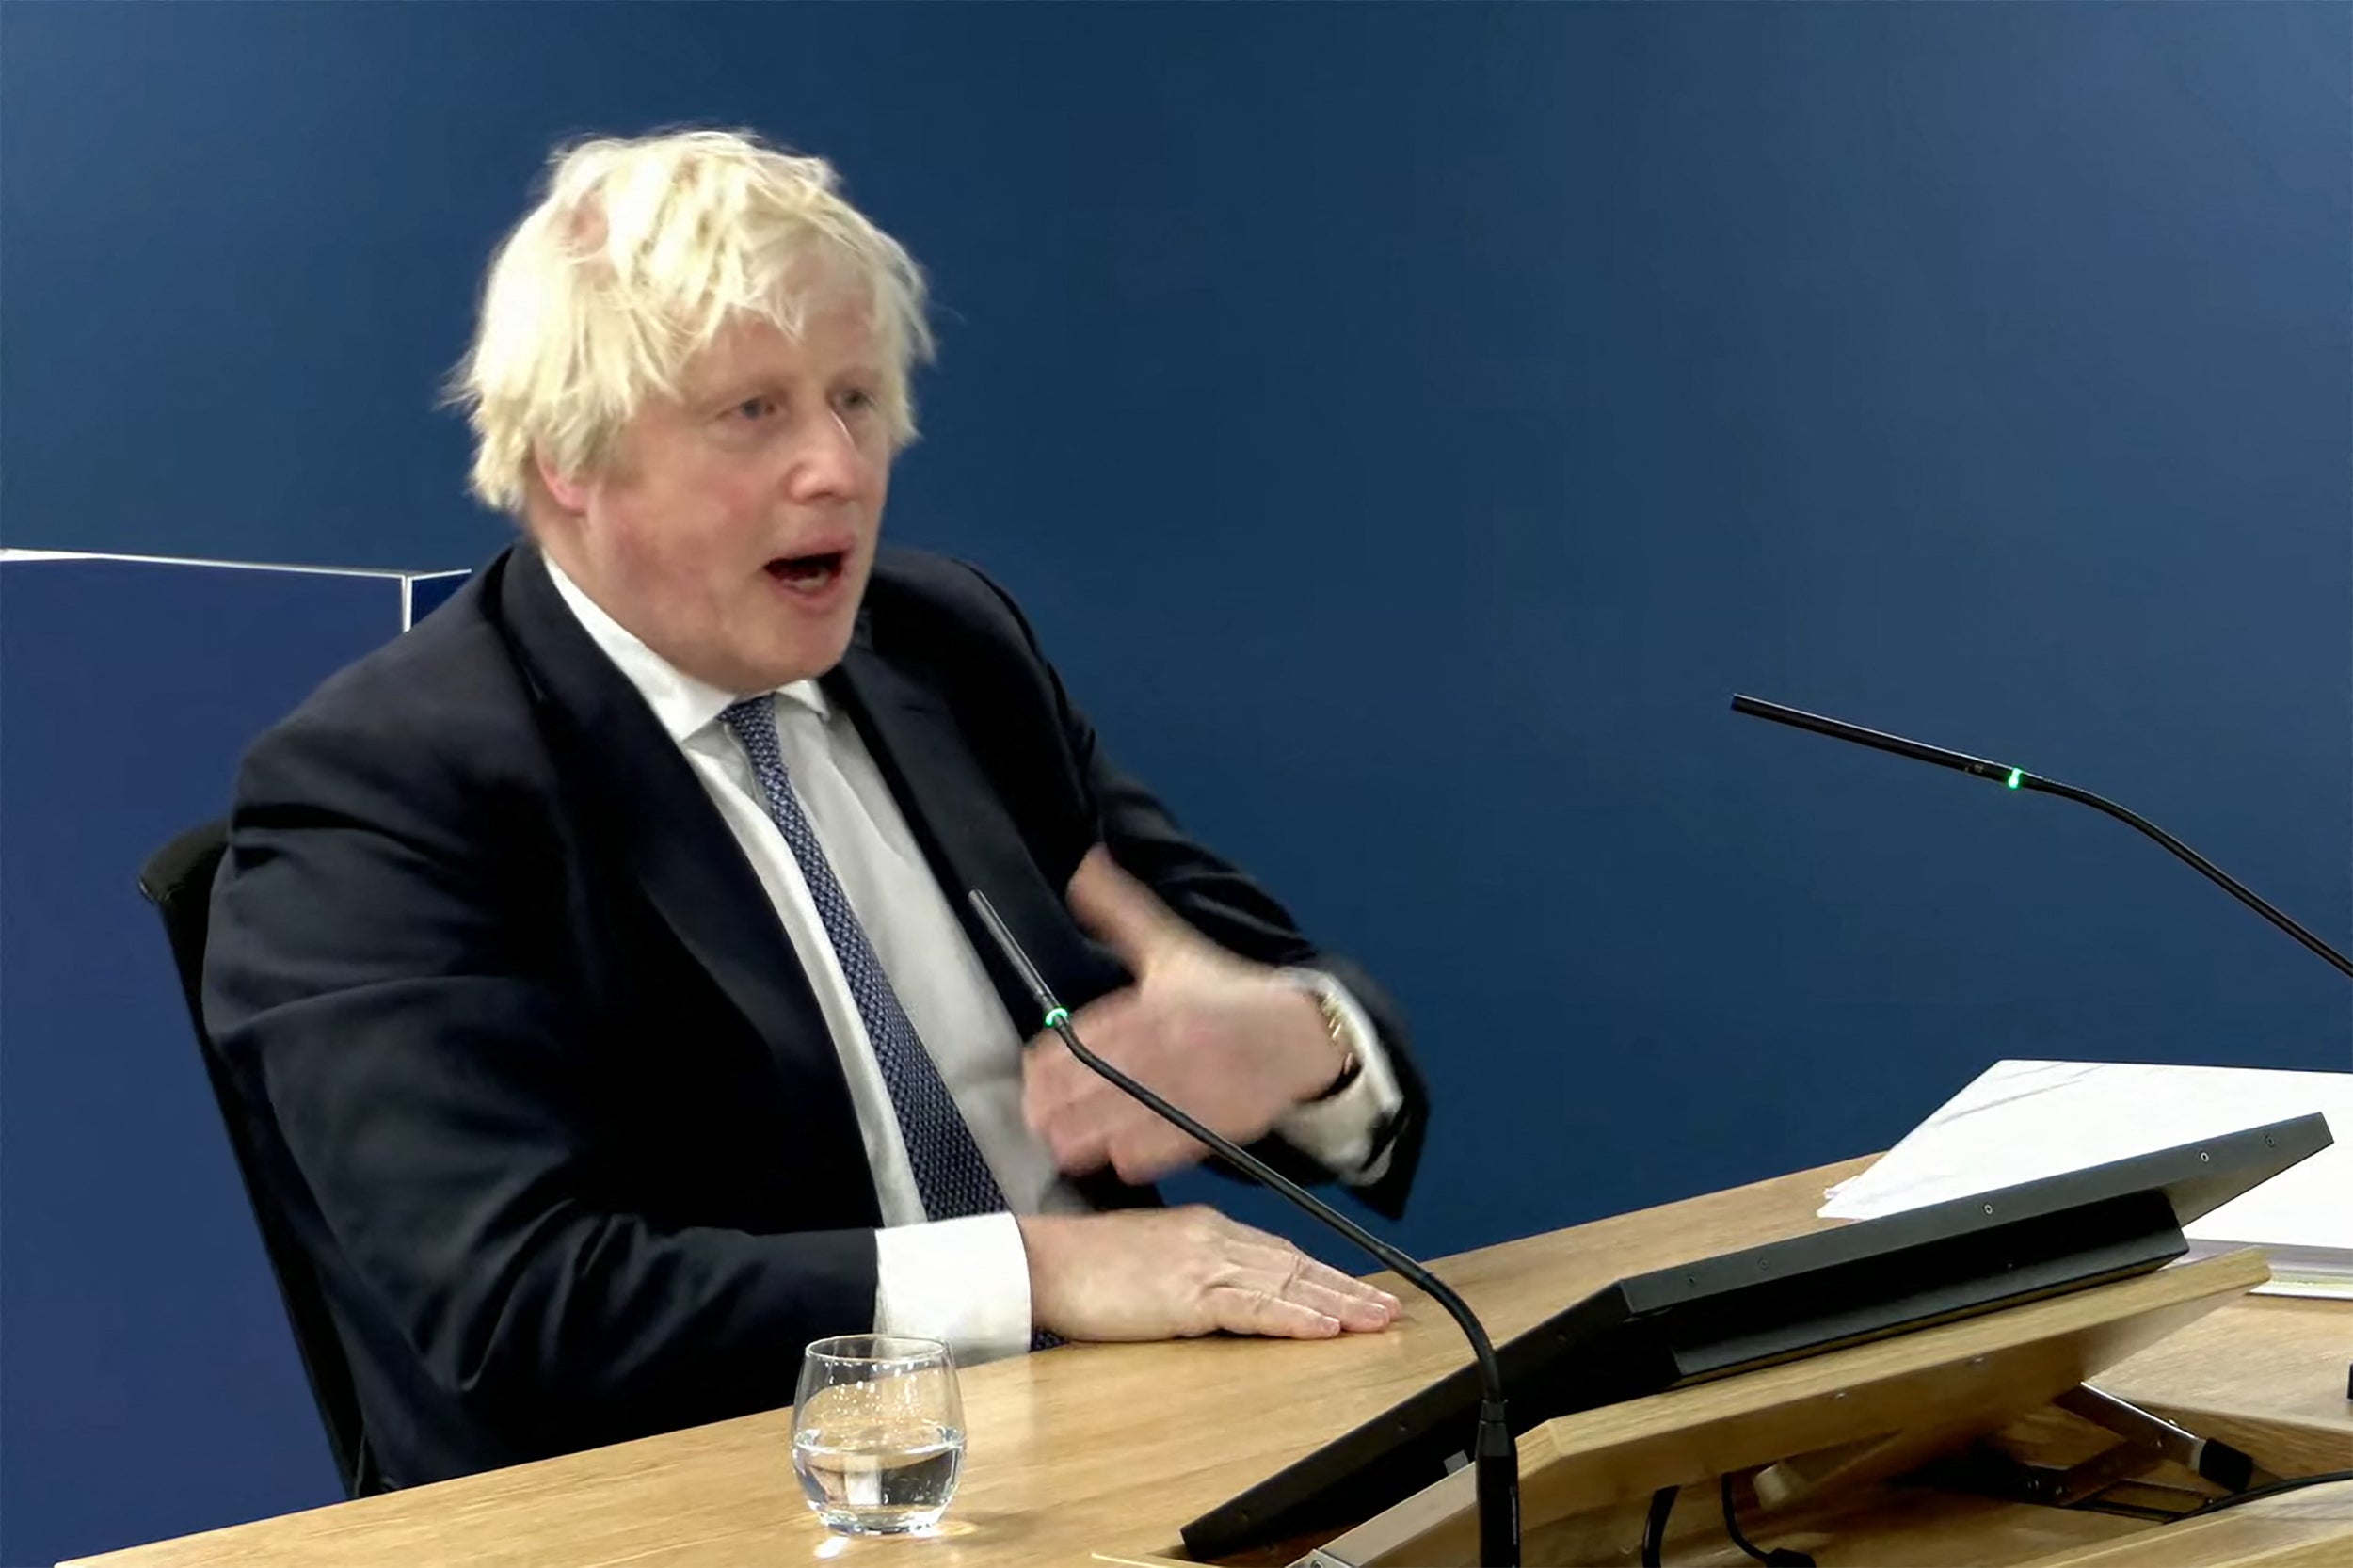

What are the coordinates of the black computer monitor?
(1183, 1113, 2331, 1561)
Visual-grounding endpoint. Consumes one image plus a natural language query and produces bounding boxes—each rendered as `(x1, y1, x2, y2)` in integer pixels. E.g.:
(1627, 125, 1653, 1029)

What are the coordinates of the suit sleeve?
(946, 562, 1432, 1220)
(204, 702, 878, 1458)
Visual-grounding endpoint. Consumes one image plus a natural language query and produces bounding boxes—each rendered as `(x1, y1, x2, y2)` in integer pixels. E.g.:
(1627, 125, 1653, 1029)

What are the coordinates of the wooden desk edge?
(55, 1155, 2353, 1568)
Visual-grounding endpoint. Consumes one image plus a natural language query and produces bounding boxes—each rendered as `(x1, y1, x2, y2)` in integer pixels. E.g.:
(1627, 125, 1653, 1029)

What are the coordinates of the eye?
(728, 394, 779, 423)
(837, 386, 880, 416)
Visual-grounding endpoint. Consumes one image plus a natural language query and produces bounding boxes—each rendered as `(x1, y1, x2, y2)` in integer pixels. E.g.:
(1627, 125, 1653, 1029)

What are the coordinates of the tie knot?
(720, 695, 776, 744)
(720, 696, 789, 781)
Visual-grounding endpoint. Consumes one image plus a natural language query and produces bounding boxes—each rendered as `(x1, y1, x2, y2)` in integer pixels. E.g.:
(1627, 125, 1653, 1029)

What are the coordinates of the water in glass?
(792, 1335, 966, 1535)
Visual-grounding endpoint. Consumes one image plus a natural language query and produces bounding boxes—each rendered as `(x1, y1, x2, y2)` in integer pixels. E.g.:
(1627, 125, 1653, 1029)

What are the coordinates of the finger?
(1024, 1016, 1137, 1126)
(1205, 1284, 1342, 1339)
(1235, 1243, 1403, 1328)
(1030, 999, 1164, 1144)
(1027, 991, 1142, 1113)
(1051, 1087, 1183, 1180)
(1106, 1118, 1210, 1184)
(1028, 1077, 1118, 1174)
(1066, 846, 1199, 974)
(1284, 1275, 1397, 1332)
(1036, 1048, 1192, 1176)
(1040, 1110, 1112, 1176)
(1289, 1255, 1404, 1319)
(1021, 1039, 1088, 1129)
(1059, 989, 1145, 1072)
(1043, 1054, 1141, 1135)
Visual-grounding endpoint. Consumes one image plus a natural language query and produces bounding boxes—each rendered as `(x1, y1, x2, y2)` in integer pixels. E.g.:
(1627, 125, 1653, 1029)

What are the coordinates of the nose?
(786, 408, 870, 504)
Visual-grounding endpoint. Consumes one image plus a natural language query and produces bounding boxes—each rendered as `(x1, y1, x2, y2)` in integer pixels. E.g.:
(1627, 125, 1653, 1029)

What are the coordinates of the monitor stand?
(1271, 1246, 2265, 1568)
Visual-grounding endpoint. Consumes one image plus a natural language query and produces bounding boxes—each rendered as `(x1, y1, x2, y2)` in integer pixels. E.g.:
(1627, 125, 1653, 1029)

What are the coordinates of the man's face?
(537, 299, 893, 693)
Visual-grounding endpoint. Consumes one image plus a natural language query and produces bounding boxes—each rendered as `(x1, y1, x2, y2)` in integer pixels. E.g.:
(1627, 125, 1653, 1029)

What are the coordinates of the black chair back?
(138, 821, 372, 1497)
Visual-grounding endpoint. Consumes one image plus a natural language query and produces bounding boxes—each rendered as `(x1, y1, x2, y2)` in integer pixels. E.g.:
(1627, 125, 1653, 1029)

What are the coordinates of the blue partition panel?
(0, 558, 428, 1563)
(406, 570, 472, 629)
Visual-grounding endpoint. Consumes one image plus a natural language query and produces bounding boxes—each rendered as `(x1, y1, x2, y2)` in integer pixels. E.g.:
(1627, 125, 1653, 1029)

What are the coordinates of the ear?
(534, 449, 592, 517)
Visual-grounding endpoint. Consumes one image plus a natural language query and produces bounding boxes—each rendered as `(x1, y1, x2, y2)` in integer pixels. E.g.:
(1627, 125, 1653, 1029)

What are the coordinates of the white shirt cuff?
(1273, 969, 1406, 1184)
(872, 1211, 1032, 1368)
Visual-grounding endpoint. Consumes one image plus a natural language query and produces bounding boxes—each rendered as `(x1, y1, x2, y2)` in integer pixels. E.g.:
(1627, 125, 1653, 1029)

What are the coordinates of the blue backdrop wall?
(3, 4, 2347, 1561)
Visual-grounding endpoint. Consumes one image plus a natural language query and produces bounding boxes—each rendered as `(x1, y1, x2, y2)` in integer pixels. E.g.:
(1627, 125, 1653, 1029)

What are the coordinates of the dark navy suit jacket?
(204, 542, 1427, 1488)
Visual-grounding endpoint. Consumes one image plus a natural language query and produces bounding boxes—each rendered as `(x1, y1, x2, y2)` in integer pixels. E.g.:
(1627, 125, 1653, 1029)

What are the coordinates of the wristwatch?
(1305, 984, 1364, 1103)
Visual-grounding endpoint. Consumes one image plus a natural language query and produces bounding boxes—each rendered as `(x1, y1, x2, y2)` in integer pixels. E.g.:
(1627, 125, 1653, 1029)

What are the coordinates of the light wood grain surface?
(60, 1157, 2353, 1568)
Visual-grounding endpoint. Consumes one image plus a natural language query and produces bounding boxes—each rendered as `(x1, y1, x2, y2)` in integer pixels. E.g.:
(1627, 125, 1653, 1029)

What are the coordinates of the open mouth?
(764, 551, 847, 595)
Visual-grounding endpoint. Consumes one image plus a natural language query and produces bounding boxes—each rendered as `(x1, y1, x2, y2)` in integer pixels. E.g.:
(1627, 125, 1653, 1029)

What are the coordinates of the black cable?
(2064, 1494, 2180, 1523)
(1641, 1485, 1678, 1568)
(1721, 1474, 1769, 1562)
(2168, 1468, 2353, 1522)
(1720, 1474, 1818, 1566)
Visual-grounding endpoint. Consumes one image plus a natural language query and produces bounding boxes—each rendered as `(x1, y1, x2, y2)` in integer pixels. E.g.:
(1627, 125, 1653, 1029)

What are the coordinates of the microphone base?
(1475, 1398, 1521, 1568)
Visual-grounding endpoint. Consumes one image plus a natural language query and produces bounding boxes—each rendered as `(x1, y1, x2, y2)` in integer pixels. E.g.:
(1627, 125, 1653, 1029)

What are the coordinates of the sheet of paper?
(1819, 1060, 2353, 1272)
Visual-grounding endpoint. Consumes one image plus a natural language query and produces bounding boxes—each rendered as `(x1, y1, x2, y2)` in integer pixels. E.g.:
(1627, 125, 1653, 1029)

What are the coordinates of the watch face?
(1316, 1005, 1361, 1100)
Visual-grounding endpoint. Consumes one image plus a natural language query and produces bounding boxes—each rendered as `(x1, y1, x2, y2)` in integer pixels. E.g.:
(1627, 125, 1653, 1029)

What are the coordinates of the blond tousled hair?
(447, 128, 935, 517)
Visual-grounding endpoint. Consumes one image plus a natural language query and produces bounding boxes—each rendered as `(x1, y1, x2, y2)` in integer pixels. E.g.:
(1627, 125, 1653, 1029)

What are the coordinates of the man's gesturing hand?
(1022, 847, 1353, 1183)
(1019, 1207, 1401, 1341)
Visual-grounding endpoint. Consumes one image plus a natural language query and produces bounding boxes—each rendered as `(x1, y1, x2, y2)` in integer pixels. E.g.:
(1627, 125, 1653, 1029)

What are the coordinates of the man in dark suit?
(205, 128, 1428, 1490)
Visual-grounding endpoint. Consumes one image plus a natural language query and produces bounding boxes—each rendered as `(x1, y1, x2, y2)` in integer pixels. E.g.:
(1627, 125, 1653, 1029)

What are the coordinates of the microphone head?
(965, 888, 1061, 1013)
(1731, 693, 2022, 786)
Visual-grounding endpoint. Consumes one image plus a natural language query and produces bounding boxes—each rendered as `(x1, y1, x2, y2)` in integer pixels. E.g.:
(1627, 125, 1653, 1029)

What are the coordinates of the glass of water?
(792, 1335, 966, 1535)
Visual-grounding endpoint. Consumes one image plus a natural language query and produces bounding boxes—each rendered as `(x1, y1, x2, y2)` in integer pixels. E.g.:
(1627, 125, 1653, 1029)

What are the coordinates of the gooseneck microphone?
(1734, 692, 2353, 1414)
(967, 889, 1521, 1568)
(1729, 695, 2353, 983)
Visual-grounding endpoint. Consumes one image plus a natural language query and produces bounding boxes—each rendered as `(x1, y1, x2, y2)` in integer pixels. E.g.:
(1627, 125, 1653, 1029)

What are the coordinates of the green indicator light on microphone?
(1044, 1006, 1069, 1029)
(2006, 768, 2024, 790)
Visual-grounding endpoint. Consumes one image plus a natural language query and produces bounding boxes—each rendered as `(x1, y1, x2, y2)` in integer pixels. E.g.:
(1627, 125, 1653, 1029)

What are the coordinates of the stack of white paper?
(1819, 1059, 2353, 1299)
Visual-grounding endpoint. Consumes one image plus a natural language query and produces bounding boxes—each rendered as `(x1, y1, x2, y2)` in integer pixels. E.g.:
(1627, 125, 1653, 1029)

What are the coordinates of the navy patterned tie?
(721, 696, 1010, 1223)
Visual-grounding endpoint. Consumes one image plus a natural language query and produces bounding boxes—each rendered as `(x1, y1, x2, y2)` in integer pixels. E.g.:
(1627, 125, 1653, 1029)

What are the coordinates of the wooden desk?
(65, 1158, 2353, 1568)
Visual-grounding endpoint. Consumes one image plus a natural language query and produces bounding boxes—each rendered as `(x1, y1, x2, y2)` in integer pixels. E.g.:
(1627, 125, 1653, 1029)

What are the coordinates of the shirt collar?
(542, 555, 830, 744)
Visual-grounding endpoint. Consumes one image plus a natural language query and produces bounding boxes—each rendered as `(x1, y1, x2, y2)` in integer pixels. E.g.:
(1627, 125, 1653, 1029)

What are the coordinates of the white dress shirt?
(547, 562, 1404, 1364)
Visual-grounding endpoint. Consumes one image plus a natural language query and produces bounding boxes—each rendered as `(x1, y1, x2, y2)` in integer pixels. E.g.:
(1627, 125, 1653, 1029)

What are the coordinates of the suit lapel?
(826, 634, 1156, 1213)
(488, 549, 871, 1146)
(825, 637, 1129, 1032)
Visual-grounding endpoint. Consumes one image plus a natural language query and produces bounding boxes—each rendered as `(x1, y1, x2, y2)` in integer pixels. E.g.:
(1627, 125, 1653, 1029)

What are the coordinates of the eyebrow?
(699, 364, 887, 402)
